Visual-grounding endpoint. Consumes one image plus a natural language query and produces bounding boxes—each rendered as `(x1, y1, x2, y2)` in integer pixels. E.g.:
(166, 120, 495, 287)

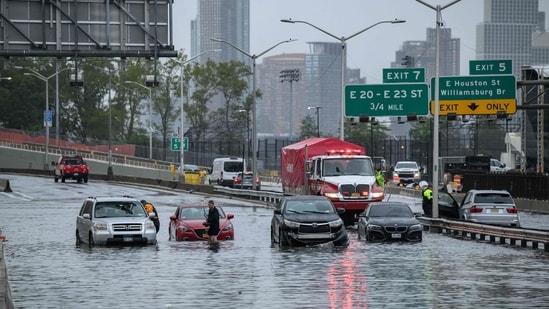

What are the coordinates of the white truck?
(392, 161, 421, 185)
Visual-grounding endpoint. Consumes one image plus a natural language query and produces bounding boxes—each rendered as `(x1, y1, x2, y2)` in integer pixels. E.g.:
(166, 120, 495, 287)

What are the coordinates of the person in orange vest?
(141, 200, 160, 233)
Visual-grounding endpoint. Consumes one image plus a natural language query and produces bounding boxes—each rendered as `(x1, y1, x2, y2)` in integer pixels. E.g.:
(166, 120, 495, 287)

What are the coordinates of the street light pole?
(307, 106, 321, 137)
(125, 81, 153, 160)
(417, 0, 461, 219)
(210, 37, 296, 190)
(23, 67, 70, 170)
(281, 18, 405, 140)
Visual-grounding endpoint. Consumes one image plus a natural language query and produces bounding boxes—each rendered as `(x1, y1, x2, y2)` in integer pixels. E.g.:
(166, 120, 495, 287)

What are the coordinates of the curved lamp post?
(281, 18, 405, 140)
(210, 37, 297, 189)
(23, 67, 71, 170)
(171, 49, 221, 183)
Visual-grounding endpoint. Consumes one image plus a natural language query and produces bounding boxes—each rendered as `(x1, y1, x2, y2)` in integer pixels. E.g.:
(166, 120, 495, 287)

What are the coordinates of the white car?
(459, 189, 520, 227)
(75, 196, 157, 247)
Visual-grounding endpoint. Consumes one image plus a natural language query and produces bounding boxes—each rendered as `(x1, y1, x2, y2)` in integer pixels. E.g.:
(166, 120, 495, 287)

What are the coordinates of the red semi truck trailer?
(281, 137, 384, 225)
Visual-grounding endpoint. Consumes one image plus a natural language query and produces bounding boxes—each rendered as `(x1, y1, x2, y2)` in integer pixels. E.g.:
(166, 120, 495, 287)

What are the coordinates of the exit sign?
(383, 68, 425, 83)
(469, 60, 512, 75)
(171, 137, 188, 151)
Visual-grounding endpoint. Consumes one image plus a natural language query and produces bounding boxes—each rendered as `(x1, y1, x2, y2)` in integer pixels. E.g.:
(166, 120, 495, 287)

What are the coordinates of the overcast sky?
(172, 1, 549, 83)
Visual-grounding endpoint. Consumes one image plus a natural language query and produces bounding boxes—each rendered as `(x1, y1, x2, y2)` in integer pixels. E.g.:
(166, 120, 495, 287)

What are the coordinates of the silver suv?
(76, 196, 157, 247)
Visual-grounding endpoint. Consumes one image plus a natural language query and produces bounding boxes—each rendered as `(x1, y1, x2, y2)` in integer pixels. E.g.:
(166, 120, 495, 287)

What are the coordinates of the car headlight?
(409, 224, 422, 231)
(93, 222, 108, 231)
(178, 225, 191, 232)
(323, 192, 339, 200)
(366, 224, 382, 231)
(145, 221, 156, 230)
(328, 218, 343, 228)
(222, 224, 233, 231)
(283, 218, 300, 228)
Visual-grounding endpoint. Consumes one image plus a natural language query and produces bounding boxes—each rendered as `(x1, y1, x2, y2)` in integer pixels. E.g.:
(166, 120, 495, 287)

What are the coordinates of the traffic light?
(145, 75, 159, 87)
(401, 55, 415, 68)
(69, 73, 83, 87)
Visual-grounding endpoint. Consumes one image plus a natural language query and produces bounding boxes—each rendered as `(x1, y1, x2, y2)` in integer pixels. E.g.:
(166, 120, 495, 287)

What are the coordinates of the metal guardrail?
(213, 186, 284, 205)
(419, 217, 549, 252)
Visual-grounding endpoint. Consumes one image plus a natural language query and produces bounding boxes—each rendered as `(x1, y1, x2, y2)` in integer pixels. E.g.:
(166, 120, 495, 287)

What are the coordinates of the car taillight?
(506, 206, 518, 213)
(234, 177, 241, 183)
(469, 205, 483, 213)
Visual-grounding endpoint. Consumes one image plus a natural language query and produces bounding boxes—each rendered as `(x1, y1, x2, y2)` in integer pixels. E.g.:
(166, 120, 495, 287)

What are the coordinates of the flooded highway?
(1, 174, 549, 308)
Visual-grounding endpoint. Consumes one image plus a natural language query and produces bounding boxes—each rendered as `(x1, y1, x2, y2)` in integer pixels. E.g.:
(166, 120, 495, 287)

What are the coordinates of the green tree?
(409, 118, 432, 141)
(299, 114, 318, 139)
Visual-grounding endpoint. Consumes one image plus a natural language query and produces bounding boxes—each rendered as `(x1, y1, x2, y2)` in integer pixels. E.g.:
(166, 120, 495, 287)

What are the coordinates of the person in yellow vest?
(422, 185, 433, 217)
(375, 168, 385, 188)
(199, 168, 207, 184)
(141, 200, 159, 233)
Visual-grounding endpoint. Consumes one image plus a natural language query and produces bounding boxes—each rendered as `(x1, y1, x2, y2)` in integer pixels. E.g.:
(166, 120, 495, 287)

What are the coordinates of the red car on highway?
(168, 201, 235, 241)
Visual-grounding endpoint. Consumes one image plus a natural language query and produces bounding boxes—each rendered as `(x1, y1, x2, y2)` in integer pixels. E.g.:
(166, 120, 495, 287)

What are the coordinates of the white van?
(210, 157, 246, 187)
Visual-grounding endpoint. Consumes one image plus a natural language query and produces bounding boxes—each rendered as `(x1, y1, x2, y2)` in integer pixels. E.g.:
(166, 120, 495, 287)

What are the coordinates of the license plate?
(391, 233, 402, 239)
(74, 173, 79, 176)
(123, 236, 133, 242)
(490, 208, 500, 213)
(351, 193, 359, 197)
(202, 233, 209, 238)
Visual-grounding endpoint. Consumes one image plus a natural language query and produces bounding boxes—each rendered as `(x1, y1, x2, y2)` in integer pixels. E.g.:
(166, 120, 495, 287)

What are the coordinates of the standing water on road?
(1, 174, 549, 308)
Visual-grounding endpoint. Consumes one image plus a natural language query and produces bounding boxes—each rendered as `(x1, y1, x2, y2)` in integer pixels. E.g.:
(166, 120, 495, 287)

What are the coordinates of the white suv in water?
(392, 161, 421, 185)
(75, 196, 157, 247)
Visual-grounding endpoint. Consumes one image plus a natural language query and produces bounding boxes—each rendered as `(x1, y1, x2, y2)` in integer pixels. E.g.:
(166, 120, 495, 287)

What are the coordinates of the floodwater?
(1, 174, 549, 308)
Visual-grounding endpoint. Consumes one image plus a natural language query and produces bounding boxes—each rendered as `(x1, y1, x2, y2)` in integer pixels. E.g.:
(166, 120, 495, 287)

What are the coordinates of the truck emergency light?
(326, 149, 364, 155)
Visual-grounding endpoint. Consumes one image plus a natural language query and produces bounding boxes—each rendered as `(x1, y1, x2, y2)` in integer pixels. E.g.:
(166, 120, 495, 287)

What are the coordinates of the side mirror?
(227, 214, 235, 220)
(337, 208, 346, 214)
(169, 215, 177, 221)
(83, 213, 91, 219)
(274, 209, 281, 215)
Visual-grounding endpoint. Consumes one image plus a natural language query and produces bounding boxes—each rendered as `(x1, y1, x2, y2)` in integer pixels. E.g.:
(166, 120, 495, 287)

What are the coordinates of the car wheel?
(75, 230, 81, 246)
(88, 232, 95, 248)
(278, 228, 289, 247)
(270, 228, 275, 244)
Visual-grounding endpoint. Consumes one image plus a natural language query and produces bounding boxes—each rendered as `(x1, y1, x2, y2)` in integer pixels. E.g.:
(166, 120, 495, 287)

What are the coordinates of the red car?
(168, 202, 235, 241)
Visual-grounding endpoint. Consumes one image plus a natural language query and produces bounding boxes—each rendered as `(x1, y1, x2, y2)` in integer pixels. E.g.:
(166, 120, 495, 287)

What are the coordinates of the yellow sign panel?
(429, 99, 517, 116)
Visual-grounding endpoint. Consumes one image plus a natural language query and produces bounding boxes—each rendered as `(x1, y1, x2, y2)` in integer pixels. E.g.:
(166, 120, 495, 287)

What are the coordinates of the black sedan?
(271, 196, 349, 247)
(357, 202, 422, 242)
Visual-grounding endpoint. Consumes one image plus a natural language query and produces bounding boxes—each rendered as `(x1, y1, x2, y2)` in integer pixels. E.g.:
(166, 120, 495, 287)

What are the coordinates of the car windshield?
(474, 193, 514, 204)
(94, 202, 147, 218)
(284, 200, 335, 214)
(323, 158, 373, 176)
(368, 204, 413, 217)
(395, 162, 417, 169)
(224, 161, 244, 172)
(179, 206, 226, 219)
(64, 158, 83, 165)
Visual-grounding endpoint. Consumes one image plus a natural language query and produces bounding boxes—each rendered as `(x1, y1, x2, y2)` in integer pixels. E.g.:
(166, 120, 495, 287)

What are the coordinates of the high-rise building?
(476, 0, 549, 77)
(256, 54, 306, 138)
(256, 42, 364, 138)
(191, 0, 250, 66)
(390, 28, 460, 138)
(392, 28, 460, 80)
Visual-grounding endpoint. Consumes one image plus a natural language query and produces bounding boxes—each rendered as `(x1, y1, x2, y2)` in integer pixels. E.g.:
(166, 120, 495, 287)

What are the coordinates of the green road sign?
(429, 75, 517, 115)
(171, 137, 188, 151)
(345, 83, 429, 117)
(469, 60, 512, 75)
(382, 68, 425, 83)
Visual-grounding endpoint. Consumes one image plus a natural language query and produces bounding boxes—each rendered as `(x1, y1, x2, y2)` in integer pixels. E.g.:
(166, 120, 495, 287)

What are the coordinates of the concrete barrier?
(0, 180, 11, 193)
(0, 235, 14, 309)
